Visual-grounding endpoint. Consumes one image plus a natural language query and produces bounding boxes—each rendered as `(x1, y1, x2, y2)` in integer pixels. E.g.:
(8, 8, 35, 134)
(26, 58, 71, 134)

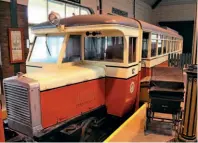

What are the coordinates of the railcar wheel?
(80, 117, 97, 142)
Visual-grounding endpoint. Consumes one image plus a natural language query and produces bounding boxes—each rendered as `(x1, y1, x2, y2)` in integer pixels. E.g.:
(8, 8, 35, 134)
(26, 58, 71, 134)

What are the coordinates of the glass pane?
(169, 41, 172, 52)
(142, 33, 149, 58)
(142, 39, 148, 58)
(85, 37, 124, 63)
(175, 42, 177, 51)
(48, 0, 65, 18)
(66, 4, 80, 17)
(28, 0, 47, 24)
(29, 36, 64, 63)
(81, 8, 91, 15)
(158, 39, 162, 55)
(163, 40, 167, 54)
(62, 35, 81, 63)
(129, 37, 136, 63)
(151, 34, 157, 57)
(28, 26, 35, 43)
(172, 41, 175, 52)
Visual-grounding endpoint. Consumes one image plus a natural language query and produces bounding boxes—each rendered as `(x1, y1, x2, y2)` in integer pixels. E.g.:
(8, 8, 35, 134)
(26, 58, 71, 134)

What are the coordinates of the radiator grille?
(4, 83, 31, 127)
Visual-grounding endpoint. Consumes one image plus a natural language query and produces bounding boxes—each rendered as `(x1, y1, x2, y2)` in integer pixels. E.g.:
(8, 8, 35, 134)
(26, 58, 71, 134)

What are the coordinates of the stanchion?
(177, 65, 197, 142)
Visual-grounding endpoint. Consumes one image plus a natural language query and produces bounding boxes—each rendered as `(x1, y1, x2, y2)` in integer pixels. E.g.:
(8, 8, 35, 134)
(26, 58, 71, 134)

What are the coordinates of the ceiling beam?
(152, 0, 162, 9)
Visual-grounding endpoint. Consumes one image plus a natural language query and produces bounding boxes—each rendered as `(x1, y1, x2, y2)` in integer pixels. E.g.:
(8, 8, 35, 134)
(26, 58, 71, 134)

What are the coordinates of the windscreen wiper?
(45, 38, 51, 56)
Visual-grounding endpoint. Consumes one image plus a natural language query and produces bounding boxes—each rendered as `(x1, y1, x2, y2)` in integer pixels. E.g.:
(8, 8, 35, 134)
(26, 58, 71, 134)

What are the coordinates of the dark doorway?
(159, 21, 194, 54)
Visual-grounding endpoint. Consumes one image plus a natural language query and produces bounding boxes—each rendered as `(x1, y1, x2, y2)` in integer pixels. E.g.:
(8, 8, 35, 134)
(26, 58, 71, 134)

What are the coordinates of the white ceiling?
(141, 0, 196, 6)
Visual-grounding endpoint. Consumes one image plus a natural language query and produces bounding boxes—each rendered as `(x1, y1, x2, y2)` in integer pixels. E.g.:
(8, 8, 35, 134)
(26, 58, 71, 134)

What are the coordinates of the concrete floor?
(105, 103, 185, 142)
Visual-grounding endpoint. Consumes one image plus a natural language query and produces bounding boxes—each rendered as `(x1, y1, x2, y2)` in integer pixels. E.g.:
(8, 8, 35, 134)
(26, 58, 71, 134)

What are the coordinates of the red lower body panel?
(40, 78, 105, 128)
(141, 68, 151, 79)
(155, 61, 169, 67)
(105, 74, 139, 117)
(141, 61, 169, 79)
(135, 71, 141, 110)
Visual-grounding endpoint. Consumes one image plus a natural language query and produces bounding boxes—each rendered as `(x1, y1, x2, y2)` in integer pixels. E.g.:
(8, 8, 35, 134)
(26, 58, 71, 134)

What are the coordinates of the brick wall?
(0, 1, 29, 79)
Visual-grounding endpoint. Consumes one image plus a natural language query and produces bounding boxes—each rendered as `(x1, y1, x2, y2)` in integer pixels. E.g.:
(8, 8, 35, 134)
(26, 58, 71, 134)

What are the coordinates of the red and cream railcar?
(3, 14, 183, 138)
(139, 21, 183, 79)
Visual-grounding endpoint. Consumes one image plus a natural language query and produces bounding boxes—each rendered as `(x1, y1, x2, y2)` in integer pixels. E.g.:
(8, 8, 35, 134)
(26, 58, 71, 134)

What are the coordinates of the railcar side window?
(168, 40, 172, 53)
(176, 41, 179, 51)
(158, 35, 162, 55)
(172, 38, 175, 52)
(62, 35, 81, 63)
(163, 39, 167, 54)
(85, 37, 124, 63)
(175, 41, 178, 51)
(29, 36, 64, 63)
(129, 37, 137, 63)
(151, 34, 157, 57)
(142, 32, 149, 58)
(167, 40, 170, 53)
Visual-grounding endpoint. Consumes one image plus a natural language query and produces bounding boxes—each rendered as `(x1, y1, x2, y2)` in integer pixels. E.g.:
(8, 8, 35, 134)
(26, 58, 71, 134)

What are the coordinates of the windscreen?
(29, 35, 64, 63)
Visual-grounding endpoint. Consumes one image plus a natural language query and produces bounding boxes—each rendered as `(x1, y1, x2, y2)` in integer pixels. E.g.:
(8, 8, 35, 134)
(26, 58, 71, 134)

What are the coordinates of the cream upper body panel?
(24, 64, 105, 91)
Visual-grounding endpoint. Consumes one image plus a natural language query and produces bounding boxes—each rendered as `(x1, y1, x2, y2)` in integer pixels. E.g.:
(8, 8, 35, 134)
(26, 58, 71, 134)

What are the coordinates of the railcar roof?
(139, 20, 182, 39)
(32, 14, 140, 30)
(32, 14, 182, 39)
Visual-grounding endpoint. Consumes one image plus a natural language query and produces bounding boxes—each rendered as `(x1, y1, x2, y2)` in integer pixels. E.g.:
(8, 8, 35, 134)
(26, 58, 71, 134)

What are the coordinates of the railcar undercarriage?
(4, 105, 135, 142)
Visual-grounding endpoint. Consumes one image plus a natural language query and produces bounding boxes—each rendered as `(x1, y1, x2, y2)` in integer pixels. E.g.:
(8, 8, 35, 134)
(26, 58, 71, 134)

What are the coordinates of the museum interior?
(0, 0, 197, 142)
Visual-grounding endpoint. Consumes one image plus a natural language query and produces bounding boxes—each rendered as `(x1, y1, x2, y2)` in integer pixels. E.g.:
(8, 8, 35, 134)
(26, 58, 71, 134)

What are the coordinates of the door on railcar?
(104, 35, 140, 117)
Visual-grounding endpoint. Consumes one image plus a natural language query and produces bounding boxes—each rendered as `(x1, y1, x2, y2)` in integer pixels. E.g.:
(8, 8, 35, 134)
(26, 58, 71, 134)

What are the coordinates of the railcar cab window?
(129, 37, 136, 63)
(29, 35, 64, 63)
(151, 34, 157, 57)
(85, 36, 124, 63)
(62, 35, 81, 63)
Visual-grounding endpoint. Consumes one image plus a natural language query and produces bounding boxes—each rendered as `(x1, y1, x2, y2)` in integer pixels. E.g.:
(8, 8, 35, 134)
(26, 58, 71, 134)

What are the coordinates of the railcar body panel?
(106, 75, 139, 117)
(40, 78, 105, 128)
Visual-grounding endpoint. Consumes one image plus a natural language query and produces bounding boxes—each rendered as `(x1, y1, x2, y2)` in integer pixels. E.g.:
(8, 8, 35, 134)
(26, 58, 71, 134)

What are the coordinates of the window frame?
(128, 37, 137, 64)
(141, 32, 150, 59)
(151, 33, 158, 57)
(143, 32, 182, 59)
(84, 36, 125, 64)
(62, 34, 82, 63)
(27, 34, 66, 64)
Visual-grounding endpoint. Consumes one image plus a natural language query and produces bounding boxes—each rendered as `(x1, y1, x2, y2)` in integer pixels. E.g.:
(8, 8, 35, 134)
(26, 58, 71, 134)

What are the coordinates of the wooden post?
(178, 65, 197, 142)
(177, 1, 197, 141)
(192, 0, 198, 64)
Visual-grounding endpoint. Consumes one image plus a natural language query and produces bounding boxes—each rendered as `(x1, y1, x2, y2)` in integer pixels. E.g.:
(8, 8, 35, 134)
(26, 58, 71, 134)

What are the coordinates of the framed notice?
(112, 7, 128, 17)
(67, 0, 81, 4)
(8, 28, 25, 63)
